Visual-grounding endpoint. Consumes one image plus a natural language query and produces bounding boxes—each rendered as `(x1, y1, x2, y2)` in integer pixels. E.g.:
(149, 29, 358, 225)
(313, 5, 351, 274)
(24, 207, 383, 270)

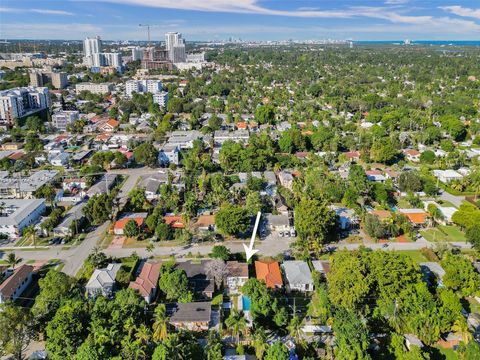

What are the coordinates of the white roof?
(86, 263, 121, 289)
(281, 260, 313, 285)
(0, 199, 45, 226)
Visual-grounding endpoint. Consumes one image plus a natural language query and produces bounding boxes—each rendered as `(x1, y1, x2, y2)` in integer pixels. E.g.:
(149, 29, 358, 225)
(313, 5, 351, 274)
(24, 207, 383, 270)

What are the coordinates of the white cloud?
(95, 0, 463, 27)
(0, 7, 74, 15)
(0, 23, 101, 39)
(440, 5, 480, 20)
(384, 0, 410, 4)
(31, 9, 74, 16)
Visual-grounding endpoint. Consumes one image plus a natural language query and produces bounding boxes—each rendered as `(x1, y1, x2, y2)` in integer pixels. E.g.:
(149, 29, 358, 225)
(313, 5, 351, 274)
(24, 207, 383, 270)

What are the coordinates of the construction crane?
(138, 24, 158, 48)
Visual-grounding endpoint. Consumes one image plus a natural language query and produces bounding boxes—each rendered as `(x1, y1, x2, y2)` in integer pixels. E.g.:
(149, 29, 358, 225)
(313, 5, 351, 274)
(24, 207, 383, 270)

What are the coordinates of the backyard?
(420, 225, 467, 243)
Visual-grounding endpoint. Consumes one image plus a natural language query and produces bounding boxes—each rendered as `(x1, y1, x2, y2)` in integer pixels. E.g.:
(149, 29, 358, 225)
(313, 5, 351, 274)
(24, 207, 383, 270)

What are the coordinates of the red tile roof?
(114, 217, 145, 230)
(255, 260, 283, 289)
(370, 210, 392, 220)
(401, 212, 428, 224)
(129, 262, 161, 298)
(164, 215, 185, 229)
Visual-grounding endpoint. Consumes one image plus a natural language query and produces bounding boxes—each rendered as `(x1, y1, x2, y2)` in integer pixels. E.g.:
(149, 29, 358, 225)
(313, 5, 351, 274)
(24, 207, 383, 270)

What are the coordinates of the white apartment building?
(165, 32, 186, 63)
(152, 91, 168, 107)
(52, 110, 80, 132)
(125, 79, 163, 96)
(131, 47, 144, 61)
(186, 52, 206, 63)
(76, 82, 113, 94)
(83, 36, 102, 66)
(0, 199, 46, 239)
(0, 87, 50, 127)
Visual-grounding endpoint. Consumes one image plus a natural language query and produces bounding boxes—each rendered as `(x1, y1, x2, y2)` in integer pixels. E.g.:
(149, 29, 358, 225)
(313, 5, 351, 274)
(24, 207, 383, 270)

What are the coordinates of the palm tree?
(225, 309, 247, 345)
(23, 225, 37, 248)
(252, 327, 268, 360)
(6, 252, 22, 269)
(451, 319, 473, 344)
(152, 304, 169, 342)
(288, 315, 303, 342)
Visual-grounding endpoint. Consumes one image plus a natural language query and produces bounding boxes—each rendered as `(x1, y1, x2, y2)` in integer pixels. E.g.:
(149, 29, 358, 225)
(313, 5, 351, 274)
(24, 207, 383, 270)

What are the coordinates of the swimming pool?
(242, 295, 251, 311)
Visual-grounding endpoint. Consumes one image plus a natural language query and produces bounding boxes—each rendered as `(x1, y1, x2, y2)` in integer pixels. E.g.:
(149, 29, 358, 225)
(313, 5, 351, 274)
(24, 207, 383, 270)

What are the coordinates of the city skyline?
(1, 0, 480, 41)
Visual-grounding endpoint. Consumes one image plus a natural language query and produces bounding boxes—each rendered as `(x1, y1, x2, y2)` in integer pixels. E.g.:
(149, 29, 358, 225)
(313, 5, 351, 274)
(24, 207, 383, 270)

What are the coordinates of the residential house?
(158, 144, 180, 166)
(53, 202, 86, 237)
(345, 151, 360, 162)
(398, 209, 429, 227)
(86, 174, 117, 197)
(366, 170, 386, 182)
(384, 169, 399, 182)
(278, 170, 294, 191)
(265, 213, 293, 235)
(331, 206, 359, 230)
(168, 301, 213, 331)
(129, 262, 161, 304)
(214, 129, 249, 146)
(225, 261, 248, 294)
(86, 263, 122, 299)
(433, 170, 464, 183)
(164, 215, 185, 229)
(113, 213, 147, 236)
(404, 149, 421, 162)
(63, 178, 88, 192)
(437, 333, 463, 349)
(98, 119, 119, 132)
(423, 201, 456, 224)
(281, 260, 314, 292)
(139, 172, 174, 200)
(405, 334, 424, 350)
(0, 264, 34, 304)
(311, 260, 331, 278)
(255, 260, 283, 289)
(369, 209, 392, 221)
(176, 261, 215, 298)
(194, 214, 215, 232)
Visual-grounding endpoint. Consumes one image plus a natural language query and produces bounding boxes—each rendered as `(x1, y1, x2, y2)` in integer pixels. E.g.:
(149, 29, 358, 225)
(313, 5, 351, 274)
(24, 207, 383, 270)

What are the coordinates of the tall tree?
(0, 303, 35, 360)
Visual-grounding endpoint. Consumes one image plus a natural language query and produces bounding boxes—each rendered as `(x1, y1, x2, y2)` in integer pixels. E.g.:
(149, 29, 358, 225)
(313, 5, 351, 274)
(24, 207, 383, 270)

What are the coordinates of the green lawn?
(432, 346, 458, 360)
(395, 250, 429, 263)
(396, 197, 413, 209)
(421, 226, 466, 242)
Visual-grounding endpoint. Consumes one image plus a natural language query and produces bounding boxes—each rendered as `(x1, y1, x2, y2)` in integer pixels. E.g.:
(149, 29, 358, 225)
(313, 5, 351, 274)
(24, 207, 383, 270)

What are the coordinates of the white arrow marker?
(243, 211, 261, 261)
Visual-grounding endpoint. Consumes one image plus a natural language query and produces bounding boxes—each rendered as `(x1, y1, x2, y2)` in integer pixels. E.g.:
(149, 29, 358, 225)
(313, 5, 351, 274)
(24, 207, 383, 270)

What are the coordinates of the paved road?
(438, 190, 465, 208)
(1, 168, 159, 276)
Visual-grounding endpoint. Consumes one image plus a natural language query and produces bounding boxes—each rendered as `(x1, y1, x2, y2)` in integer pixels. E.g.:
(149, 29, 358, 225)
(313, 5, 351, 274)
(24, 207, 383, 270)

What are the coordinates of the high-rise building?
(29, 71, 68, 89)
(131, 47, 144, 61)
(0, 87, 51, 128)
(51, 72, 68, 89)
(172, 44, 186, 63)
(165, 32, 186, 63)
(83, 36, 102, 66)
(83, 36, 122, 71)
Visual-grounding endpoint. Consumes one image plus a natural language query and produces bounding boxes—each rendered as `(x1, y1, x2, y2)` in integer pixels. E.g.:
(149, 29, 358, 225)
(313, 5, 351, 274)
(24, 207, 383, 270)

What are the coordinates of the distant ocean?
(355, 40, 480, 46)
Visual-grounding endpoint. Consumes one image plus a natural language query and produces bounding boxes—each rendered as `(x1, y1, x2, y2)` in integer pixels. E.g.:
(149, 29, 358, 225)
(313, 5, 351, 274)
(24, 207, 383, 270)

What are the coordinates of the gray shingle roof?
(281, 261, 313, 285)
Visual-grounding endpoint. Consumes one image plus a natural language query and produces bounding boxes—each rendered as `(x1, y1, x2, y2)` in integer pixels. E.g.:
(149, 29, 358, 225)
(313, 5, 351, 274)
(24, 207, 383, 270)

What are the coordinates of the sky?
(1, 1, 480, 41)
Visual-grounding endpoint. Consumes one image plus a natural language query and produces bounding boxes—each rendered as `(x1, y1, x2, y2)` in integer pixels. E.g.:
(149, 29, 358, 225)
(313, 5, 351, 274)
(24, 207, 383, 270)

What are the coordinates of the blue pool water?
(242, 296, 251, 311)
